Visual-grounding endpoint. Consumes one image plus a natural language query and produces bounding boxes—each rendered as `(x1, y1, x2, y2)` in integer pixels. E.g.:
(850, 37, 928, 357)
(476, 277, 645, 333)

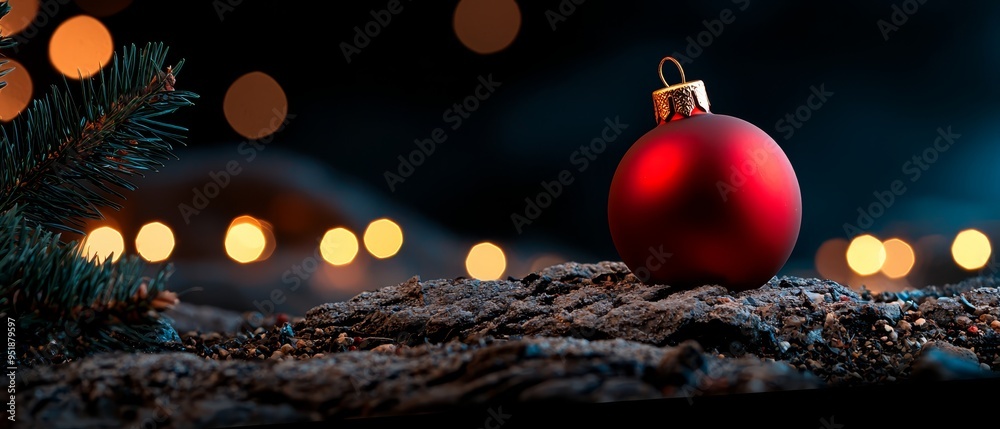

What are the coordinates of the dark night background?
(4, 0, 998, 313)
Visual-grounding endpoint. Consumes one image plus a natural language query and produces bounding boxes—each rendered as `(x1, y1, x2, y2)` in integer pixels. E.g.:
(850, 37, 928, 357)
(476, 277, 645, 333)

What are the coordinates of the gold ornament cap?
(652, 56, 711, 124)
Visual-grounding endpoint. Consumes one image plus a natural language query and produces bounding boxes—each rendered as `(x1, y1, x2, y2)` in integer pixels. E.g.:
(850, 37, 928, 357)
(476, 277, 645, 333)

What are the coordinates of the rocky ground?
(18, 262, 1000, 428)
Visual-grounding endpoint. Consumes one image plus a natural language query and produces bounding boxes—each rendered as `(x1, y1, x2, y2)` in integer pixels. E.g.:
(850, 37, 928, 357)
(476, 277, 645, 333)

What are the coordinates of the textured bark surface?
(18, 262, 1000, 428)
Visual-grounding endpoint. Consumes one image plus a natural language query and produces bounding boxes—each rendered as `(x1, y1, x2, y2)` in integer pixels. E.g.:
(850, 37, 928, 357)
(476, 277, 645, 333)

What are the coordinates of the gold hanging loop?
(658, 56, 686, 87)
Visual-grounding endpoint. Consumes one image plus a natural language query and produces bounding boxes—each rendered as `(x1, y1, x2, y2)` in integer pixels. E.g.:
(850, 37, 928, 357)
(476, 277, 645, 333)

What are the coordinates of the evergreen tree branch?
(0, 3, 199, 365)
(0, 205, 180, 365)
(0, 41, 198, 234)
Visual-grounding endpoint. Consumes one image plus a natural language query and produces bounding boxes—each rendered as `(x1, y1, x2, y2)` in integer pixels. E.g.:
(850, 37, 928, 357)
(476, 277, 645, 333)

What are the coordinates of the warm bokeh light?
(225, 217, 267, 263)
(223, 71, 288, 139)
(465, 242, 506, 280)
(135, 222, 175, 262)
(880, 238, 915, 279)
(363, 218, 403, 259)
(0, 59, 32, 122)
(951, 229, 992, 270)
(814, 238, 850, 283)
(0, 0, 39, 36)
(74, 0, 132, 17)
(320, 228, 359, 266)
(846, 234, 886, 276)
(453, 0, 521, 54)
(82, 226, 124, 263)
(49, 15, 113, 79)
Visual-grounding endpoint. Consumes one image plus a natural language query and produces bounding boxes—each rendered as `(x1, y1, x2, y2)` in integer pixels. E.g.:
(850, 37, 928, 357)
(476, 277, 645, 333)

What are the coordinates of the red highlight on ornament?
(631, 142, 687, 203)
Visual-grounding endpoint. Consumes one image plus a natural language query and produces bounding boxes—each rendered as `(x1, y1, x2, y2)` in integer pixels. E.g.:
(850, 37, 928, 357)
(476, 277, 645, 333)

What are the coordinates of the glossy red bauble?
(608, 112, 801, 291)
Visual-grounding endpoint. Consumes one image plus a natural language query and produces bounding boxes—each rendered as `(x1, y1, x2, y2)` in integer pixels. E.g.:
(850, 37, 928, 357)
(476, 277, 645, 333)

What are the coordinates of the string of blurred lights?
(82, 217, 991, 285)
(817, 230, 993, 286)
(80, 216, 508, 281)
(4, 0, 994, 287)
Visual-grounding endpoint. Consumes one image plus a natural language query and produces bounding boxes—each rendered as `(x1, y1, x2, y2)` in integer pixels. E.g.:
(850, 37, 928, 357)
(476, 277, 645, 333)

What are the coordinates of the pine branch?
(0, 3, 199, 364)
(0, 205, 181, 365)
(0, 42, 198, 234)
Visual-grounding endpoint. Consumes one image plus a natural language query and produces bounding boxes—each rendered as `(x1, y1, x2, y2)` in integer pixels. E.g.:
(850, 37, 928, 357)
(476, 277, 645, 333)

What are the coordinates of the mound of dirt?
(18, 262, 1000, 428)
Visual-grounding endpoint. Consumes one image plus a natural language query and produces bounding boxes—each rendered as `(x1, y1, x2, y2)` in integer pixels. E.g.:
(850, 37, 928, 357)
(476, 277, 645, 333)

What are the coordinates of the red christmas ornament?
(608, 57, 801, 291)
